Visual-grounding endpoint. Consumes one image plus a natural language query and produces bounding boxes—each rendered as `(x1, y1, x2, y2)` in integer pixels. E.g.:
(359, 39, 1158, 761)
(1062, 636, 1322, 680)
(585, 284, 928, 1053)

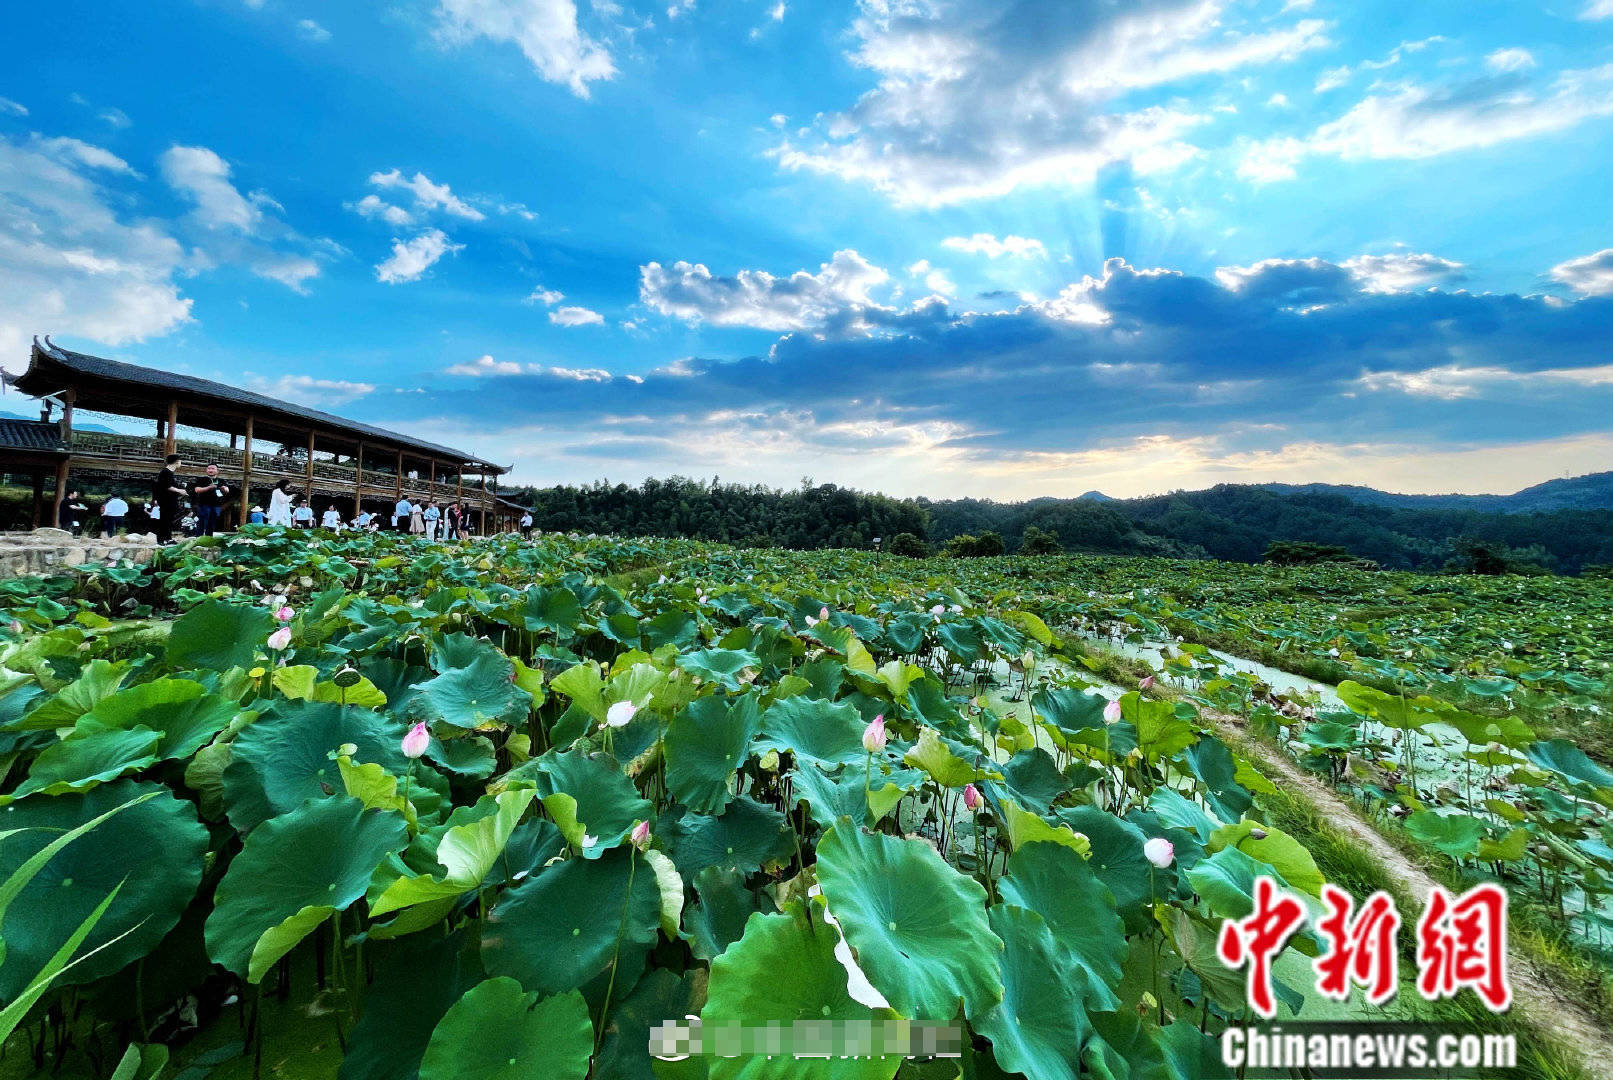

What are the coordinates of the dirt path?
(1211, 707, 1613, 1080)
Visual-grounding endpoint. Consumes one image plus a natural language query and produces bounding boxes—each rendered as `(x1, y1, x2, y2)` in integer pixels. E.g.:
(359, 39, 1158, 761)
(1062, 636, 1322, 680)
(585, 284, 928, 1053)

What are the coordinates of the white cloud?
(1359, 363, 1613, 399)
(1245, 63, 1613, 177)
(942, 233, 1047, 259)
(0, 133, 192, 358)
(1339, 252, 1466, 293)
(1550, 248, 1613, 296)
(433, 0, 615, 98)
(447, 353, 524, 376)
(368, 168, 486, 221)
(353, 193, 414, 226)
(99, 107, 132, 129)
(526, 286, 565, 305)
(1581, 0, 1613, 18)
(298, 18, 332, 42)
(245, 374, 374, 406)
(1266, 92, 1290, 107)
(1485, 47, 1535, 73)
(161, 145, 259, 231)
(0, 97, 26, 116)
(550, 305, 605, 326)
(770, 1, 785, 20)
(547, 364, 610, 379)
(640, 249, 892, 331)
(773, 0, 1327, 205)
(376, 228, 463, 283)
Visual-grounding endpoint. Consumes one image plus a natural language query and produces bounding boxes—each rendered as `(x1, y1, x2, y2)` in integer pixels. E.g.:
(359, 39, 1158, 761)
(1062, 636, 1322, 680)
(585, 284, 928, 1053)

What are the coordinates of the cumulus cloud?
(353, 194, 414, 226)
(447, 354, 524, 376)
(526, 286, 564, 305)
(376, 228, 463, 283)
(161, 146, 259, 231)
(1551, 248, 1613, 296)
(942, 233, 1047, 259)
(772, 0, 1327, 205)
(550, 305, 605, 326)
(367, 169, 485, 221)
(640, 249, 894, 331)
(1339, 253, 1467, 293)
(433, 0, 615, 97)
(0, 133, 192, 358)
(1244, 62, 1613, 178)
(245, 374, 374, 406)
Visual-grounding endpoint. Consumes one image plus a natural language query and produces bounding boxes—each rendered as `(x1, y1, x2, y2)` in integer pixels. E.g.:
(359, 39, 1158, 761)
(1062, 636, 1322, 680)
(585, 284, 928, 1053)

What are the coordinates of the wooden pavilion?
(2, 337, 517, 532)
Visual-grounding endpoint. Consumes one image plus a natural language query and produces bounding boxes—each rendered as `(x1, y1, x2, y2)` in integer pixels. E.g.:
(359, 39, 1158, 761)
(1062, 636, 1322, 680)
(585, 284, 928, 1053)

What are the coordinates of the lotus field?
(1, 529, 1611, 1080)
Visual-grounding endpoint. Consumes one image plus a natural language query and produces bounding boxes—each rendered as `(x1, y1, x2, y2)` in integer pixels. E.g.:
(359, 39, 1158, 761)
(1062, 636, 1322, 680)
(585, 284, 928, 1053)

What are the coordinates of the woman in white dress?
(267, 480, 295, 527)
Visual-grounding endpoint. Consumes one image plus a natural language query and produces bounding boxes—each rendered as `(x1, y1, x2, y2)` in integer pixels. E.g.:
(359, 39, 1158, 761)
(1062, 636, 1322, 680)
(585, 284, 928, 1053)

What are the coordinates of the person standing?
(267, 479, 295, 527)
(393, 494, 412, 532)
(191, 464, 230, 536)
(292, 497, 314, 529)
(520, 510, 533, 539)
(100, 494, 128, 537)
(152, 454, 185, 544)
(58, 490, 88, 534)
(423, 500, 441, 541)
(445, 502, 461, 541)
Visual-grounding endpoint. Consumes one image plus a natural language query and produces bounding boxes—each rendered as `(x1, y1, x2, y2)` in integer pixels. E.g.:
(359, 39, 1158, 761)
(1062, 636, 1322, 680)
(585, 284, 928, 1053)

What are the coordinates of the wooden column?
(30, 470, 44, 529)
(395, 449, 403, 499)
(164, 400, 178, 455)
(305, 431, 316, 501)
(60, 389, 75, 442)
(51, 459, 69, 529)
(354, 441, 364, 514)
(239, 415, 254, 523)
(429, 459, 436, 499)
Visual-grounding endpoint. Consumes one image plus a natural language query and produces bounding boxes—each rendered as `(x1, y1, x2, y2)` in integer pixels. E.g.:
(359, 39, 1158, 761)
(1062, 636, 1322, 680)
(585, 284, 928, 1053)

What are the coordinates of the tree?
(888, 532, 928, 557)
(1018, 525, 1063, 556)
(944, 531, 1005, 558)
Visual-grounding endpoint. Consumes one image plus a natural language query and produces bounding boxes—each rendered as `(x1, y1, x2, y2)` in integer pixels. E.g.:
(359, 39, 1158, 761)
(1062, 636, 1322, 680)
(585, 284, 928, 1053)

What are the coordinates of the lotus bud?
(606, 700, 638, 728)
(631, 820, 651, 851)
(274, 605, 294, 623)
(1143, 837, 1175, 868)
(267, 626, 292, 651)
(862, 714, 887, 754)
(930, 604, 945, 616)
(402, 722, 430, 759)
(1139, 675, 1156, 691)
(963, 784, 982, 812)
(1103, 699, 1122, 725)
(819, 606, 830, 622)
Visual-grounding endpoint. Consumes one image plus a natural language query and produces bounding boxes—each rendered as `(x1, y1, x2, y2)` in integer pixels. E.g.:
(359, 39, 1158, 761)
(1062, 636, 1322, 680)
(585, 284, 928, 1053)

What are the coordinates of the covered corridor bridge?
(2, 337, 515, 532)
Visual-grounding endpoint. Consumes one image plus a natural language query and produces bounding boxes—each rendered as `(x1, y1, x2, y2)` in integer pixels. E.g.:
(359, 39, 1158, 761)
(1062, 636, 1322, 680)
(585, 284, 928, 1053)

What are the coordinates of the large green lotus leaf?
(976, 906, 1089, 1080)
(903, 728, 1001, 788)
(528, 747, 652, 856)
(934, 622, 986, 664)
(756, 696, 869, 769)
(666, 694, 759, 814)
(788, 764, 911, 831)
(1181, 740, 1254, 823)
(903, 677, 971, 740)
(996, 841, 1125, 1010)
(222, 699, 411, 834)
(9, 726, 160, 798)
(1128, 697, 1198, 762)
(550, 661, 607, 724)
(1336, 680, 1428, 730)
(999, 801, 1092, 856)
(16, 659, 128, 730)
(701, 906, 902, 1080)
(986, 749, 1068, 815)
(418, 978, 592, 1080)
(408, 650, 531, 730)
(166, 599, 275, 671)
(515, 585, 584, 637)
(339, 930, 483, 1080)
(371, 789, 537, 916)
(641, 608, 700, 651)
(0, 780, 207, 999)
(594, 968, 700, 1080)
(1527, 739, 1613, 791)
(1053, 807, 1163, 933)
(1146, 789, 1222, 845)
(1183, 846, 1325, 953)
(1082, 1009, 1172, 1080)
(205, 795, 408, 979)
(427, 734, 498, 780)
(1158, 1020, 1232, 1080)
(1032, 686, 1109, 737)
(1404, 810, 1485, 859)
(1207, 819, 1323, 897)
(80, 677, 237, 760)
(659, 795, 796, 879)
(678, 648, 759, 693)
(481, 847, 661, 995)
(683, 865, 769, 961)
(815, 824, 1002, 1021)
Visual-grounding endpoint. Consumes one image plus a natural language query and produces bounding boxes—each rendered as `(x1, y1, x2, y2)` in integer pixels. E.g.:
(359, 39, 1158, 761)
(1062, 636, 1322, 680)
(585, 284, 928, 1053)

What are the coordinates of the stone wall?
(0, 527, 160, 578)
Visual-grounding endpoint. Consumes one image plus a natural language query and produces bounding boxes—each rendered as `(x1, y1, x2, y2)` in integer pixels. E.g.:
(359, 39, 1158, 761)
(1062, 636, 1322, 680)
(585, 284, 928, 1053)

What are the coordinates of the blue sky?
(3, 0, 1612, 498)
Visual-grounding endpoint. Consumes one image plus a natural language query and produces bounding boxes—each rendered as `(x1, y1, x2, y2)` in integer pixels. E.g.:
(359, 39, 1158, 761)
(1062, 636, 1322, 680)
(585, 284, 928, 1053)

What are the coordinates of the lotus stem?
(596, 849, 638, 1054)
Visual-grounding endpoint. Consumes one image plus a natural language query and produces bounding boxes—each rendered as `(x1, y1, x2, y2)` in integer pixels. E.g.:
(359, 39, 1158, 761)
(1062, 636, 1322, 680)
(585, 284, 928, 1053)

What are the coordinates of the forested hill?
(506, 476, 1613, 574)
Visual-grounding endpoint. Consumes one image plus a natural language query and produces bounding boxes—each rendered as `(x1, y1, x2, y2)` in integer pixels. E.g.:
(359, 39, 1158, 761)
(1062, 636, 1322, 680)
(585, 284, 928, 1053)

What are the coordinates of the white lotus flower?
(606, 701, 638, 728)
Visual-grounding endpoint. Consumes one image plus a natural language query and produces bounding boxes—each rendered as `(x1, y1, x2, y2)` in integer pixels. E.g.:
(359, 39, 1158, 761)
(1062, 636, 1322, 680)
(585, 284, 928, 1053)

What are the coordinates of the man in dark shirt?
(58, 490, 88, 533)
(191, 463, 230, 536)
(152, 453, 185, 544)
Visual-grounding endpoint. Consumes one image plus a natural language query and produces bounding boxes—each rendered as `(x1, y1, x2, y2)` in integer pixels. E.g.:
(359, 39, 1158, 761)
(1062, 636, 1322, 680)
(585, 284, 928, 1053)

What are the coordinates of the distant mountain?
(1077, 490, 1116, 502)
(1258, 472, 1613, 514)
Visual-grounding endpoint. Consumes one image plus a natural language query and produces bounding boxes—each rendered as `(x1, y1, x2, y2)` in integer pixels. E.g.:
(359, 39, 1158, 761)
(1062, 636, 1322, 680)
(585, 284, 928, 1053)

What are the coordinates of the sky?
(2, 0, 1612, 500)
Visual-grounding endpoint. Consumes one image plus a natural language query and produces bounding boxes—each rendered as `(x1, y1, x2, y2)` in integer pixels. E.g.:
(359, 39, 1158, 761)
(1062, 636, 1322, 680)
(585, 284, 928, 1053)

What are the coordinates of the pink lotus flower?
(267, 626, 291, 651)
(963, 784, 981, 812)
(819, 606, 830, 622)
(1143, 837, 1175, 868)
(862, 714, 887, 754)
(631, 820, 651, 850)
(1139, 675, 1156, 691)
(1102, 699, 1122, 725)
(402, 722, 430, 760)
(274, 605, 294, 623)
